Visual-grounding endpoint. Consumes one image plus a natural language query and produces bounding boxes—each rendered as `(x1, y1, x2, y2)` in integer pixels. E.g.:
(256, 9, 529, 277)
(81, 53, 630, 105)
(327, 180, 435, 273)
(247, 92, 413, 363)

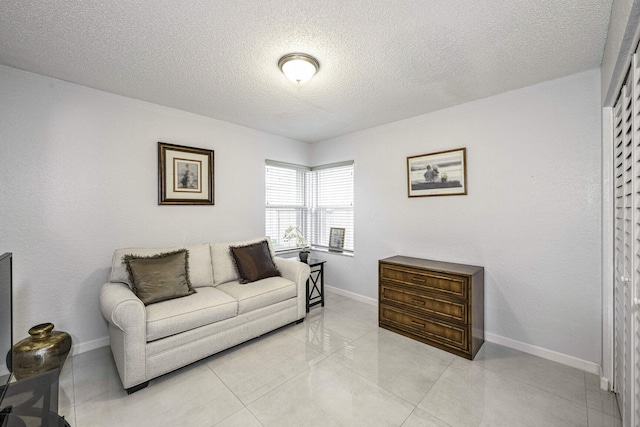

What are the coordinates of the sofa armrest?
(274, 257, 310, 320)
(100, 282, 146, 331)
(99, 282, 147, 389)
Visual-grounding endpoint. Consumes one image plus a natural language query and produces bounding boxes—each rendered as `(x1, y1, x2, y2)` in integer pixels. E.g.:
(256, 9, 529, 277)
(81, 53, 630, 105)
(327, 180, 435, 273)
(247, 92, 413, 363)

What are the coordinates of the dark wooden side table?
(305, 258, 326, 312)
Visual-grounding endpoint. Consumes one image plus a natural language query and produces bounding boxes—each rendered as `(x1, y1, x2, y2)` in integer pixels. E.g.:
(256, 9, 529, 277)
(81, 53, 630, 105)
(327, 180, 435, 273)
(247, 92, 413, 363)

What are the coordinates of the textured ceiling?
(0, 0, 613, 143)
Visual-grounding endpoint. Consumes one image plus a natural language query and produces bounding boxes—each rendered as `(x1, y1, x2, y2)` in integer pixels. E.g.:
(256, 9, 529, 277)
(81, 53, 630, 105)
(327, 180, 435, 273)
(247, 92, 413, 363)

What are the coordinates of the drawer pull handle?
(411, 320, 425, 328)
(411, 277, 426, 284)
(411, 299, 425, 305)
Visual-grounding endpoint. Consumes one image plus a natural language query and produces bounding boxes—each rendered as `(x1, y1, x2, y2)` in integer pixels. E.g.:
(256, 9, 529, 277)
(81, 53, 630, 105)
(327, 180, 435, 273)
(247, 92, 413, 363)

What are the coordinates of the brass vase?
(12, 323, 72, 380)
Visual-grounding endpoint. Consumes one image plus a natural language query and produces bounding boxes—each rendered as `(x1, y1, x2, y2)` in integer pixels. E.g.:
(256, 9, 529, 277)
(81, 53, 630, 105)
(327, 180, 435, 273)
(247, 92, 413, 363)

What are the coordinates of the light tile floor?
(55, 291, 621, 426)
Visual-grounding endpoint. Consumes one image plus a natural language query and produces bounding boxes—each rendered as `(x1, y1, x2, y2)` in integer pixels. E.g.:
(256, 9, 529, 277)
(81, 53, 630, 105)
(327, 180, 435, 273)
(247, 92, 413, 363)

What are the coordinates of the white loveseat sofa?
(99, 238, 310, 393)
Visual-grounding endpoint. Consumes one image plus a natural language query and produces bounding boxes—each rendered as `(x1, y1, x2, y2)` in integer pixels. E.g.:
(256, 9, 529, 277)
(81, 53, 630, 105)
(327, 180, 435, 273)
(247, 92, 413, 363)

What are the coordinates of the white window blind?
(265, 161, 310, 251)
(310, 163, 354, 252)
(265, 160, 354, 253)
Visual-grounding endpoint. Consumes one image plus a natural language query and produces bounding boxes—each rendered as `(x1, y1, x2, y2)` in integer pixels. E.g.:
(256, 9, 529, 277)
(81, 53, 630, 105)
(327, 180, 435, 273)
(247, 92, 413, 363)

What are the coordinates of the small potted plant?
(283, 226, 310, 262)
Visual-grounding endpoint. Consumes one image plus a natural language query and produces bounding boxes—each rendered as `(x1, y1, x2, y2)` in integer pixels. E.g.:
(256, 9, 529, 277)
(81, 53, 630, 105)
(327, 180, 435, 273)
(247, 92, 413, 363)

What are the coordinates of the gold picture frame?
(158, 142, 214, 205)
(407, 147, 467, 197)
(328, 227, 345, 252)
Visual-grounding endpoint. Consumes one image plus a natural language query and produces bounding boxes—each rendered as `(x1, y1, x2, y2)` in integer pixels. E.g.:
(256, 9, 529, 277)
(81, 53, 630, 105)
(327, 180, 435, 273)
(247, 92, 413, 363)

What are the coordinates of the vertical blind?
(265, 160, 354, 253)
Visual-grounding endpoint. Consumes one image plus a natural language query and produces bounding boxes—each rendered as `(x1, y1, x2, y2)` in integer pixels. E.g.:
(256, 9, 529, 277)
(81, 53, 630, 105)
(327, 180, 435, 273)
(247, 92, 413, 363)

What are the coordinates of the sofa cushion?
(230, 240, 280, 284)
(145, 286, 238, 342)
(123, 250, 196, 305)
(216, 276, 296, 315)
(111, 244, 213, 288)
(210, 237, 276, 285)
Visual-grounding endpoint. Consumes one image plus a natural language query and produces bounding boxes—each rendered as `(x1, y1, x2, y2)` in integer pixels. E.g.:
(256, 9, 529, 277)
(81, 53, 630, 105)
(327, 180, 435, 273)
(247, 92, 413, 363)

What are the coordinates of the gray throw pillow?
(230, 240, 280, 284)
(123, 249, 196, 305)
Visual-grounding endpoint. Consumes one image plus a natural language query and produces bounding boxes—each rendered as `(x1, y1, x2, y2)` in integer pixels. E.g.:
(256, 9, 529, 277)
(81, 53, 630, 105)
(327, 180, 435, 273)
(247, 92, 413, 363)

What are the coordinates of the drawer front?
(380, 305, 468, 351)
(380, 264, 467, 299)
(380, 285, 467, 324)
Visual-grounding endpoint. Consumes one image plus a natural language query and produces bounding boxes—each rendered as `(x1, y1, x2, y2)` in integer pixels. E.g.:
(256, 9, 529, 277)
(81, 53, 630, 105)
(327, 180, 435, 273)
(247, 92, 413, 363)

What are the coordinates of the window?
(265, 161, 310, 251)
(265, 160, 354, 253)
(309, 163, 354, 252)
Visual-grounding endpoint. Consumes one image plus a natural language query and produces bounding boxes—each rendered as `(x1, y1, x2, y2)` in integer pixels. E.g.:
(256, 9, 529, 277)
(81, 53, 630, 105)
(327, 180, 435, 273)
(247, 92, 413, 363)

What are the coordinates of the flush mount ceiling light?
(278, 53, 319, 84)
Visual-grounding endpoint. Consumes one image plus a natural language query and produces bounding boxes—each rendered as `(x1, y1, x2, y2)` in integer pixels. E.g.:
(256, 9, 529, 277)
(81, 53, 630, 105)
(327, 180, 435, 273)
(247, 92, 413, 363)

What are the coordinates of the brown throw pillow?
(123, 249, 196, 305)
(230, 240, 280, 284)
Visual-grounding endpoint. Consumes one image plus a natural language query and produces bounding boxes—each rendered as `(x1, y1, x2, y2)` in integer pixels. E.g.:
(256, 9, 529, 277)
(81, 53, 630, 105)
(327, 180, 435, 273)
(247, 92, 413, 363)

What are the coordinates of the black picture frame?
(158, 142, 214, 205)
(407, 147, 467, 197)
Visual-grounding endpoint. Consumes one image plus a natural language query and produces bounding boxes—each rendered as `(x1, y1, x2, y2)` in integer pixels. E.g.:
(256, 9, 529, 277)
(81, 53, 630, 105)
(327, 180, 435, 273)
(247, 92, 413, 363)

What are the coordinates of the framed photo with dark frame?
(407, 147, 467, 197)
(328, 227, 345, 252)
(158, 142, 215, 205)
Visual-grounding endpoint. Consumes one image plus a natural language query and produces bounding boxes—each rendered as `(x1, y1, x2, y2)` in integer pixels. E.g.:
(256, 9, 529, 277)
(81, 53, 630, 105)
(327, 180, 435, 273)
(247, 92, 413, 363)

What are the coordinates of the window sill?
(310, 247, 354, 258)
(275, 247, 354, 258)
(274, 249, 304, 257)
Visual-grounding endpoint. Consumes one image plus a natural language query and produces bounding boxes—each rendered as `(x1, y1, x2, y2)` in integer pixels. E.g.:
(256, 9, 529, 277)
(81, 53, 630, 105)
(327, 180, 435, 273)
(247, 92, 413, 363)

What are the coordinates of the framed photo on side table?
(158, 142, 215, 205)
(328, 227, 345, 252)
(407, 147, 467, 197)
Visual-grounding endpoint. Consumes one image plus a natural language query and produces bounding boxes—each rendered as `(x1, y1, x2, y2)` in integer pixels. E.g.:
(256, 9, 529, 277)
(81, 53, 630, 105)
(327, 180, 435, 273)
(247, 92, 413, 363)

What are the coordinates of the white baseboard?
(71, 336, 109, 356)
(598, 363, 610, 391)
(70, 292, 603, 379)
(325, 284, 377, 306)
(70, 331, 604, 379)
(324, 286, 602, 376)
(485, 332, 601, 375)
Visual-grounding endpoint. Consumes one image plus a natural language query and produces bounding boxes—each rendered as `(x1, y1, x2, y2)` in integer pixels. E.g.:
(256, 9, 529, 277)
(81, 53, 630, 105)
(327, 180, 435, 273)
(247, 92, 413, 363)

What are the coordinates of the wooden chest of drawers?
(379, 256, 484, 359)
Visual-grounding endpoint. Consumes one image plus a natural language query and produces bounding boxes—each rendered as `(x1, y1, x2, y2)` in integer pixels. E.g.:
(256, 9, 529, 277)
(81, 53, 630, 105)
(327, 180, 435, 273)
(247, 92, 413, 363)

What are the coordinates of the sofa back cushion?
(110, 244, 213, 288)
(210, 237, 275, 285)
(217, 276, 296, 315)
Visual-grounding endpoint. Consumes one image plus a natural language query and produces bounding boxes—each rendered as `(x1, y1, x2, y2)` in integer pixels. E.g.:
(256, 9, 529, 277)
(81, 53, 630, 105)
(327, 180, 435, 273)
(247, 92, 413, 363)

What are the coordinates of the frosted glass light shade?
(278, 53, 319, 84)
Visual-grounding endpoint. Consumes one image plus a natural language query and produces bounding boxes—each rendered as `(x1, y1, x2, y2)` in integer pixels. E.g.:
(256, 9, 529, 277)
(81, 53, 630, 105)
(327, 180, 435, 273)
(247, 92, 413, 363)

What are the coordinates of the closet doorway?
(613, 50, 640, 427)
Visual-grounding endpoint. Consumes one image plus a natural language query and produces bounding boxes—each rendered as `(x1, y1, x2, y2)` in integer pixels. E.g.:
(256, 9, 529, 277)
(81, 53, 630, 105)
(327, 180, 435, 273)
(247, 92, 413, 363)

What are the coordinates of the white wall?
(0, 64, 603, 369)
(311, 69, 603, 367)
(0, 65, 310, 352)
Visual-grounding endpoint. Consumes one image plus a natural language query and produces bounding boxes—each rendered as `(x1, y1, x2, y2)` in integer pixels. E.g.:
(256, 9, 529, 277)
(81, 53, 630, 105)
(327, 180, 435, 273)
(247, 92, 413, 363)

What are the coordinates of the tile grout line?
(583, 371, 591, 426)
(453, 357, 591, 413)
(412, 356, 456, 414)
(464, 353, 590, 408)
(324, 328, 423, 410)
(203, 362, 248, 426)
